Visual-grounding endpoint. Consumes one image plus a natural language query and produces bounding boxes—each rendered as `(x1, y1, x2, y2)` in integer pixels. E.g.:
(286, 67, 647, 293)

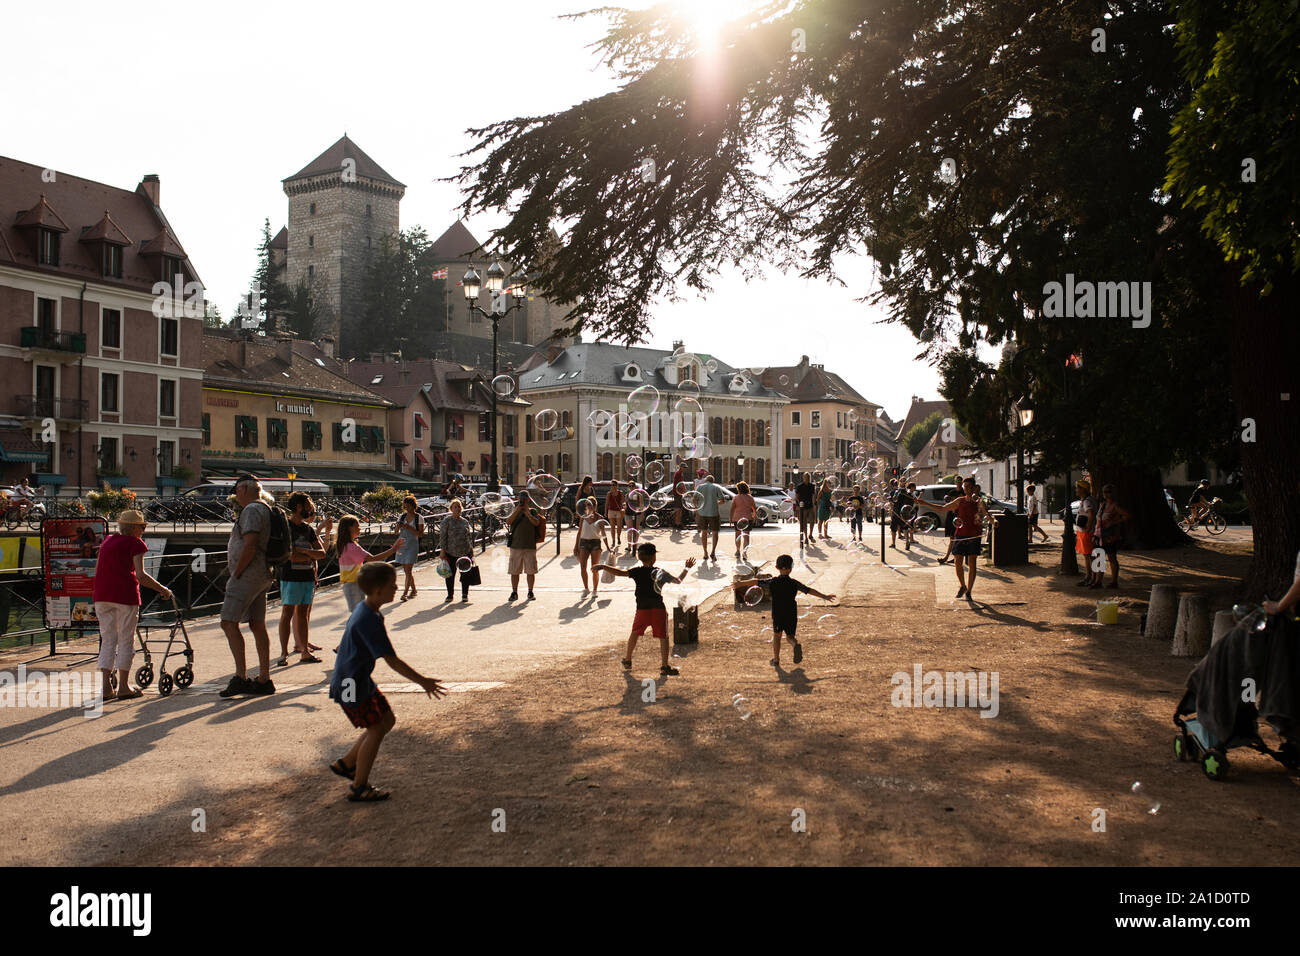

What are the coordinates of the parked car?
(555, 480, 766, 528)
(725, 484, 791, 521)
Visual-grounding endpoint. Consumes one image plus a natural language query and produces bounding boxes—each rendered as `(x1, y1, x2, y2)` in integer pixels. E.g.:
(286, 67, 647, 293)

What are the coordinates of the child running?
(328, 562, 447, 802)
(596, 543, 695, 676)
(335, 515, 399, 611)
(846, 484, 866, 542)
(735, 554, 836, 668)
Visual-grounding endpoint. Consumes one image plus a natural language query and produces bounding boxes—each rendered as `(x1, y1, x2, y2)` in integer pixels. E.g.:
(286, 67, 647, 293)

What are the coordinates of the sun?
(677, 1, 771, 51)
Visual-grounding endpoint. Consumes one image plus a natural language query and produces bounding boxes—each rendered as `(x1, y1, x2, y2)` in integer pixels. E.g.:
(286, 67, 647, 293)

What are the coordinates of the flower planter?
(96, 474, 130, 489)
(156, 475, 187, 490)
(33, 473, 67, 489)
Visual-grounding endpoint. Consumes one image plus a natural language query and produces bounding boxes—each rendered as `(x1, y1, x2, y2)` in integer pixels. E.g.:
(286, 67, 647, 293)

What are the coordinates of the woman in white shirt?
(575, 497, 610, 596)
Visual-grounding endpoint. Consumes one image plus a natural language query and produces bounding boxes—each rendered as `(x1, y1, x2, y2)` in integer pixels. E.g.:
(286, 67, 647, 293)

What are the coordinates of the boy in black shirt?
(735, 554, 836, 667)
(595, 543, 696, 676)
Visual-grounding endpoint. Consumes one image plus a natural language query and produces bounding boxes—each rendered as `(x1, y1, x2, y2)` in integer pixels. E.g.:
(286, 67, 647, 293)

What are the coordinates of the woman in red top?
(92, 509, 173, 700)
(934, 478, 988, 600)
(605, 481, 626, 552)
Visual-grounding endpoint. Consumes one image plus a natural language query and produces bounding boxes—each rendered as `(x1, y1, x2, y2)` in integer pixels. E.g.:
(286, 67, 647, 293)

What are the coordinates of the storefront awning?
(285, 465, 436, 489)
(0, 428, 48, 463)
(415, 450, 430, 466)
(395, 449, 409, 465)
(415, 413, 428, 429)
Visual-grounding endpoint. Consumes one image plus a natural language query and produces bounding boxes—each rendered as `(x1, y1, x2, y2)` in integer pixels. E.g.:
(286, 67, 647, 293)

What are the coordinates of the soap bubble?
(456, 556, 473, 573)
(645, 512, 661, 528)
(595, 519, 610, 534)
(798, 603, 811, 620)
(1131, 781, 1161, 815)
(675, 397, 703, 417)
(732, 693, 752, 720)
(674, 481, 688, 495)
(534, 408, 559, 432)
(677, 434, 695, 453)
(736, 562, 755, 577)
(729, 374, 748, 391)
(691, 436, 714, 459)
(526, 473, 563, 509)
(704, 358, 719, 373)
(626, 489, 650, 513)
(682, 490, 704, 512)
(736, 518, 750, 532)
(817, 613, 841, 637)
(645, 460, 666, 484)
(649, 487, 673, 509)
(678, 378, 701, 399)
(778, 374, 789, 386)
(626, 529, 639, 546)
(755, 507, 769, 522)
(626, 454, 642, 473)
(587, 408, 613, 429)
(627, 385, 660, 416)
(491, 374, 517, 398)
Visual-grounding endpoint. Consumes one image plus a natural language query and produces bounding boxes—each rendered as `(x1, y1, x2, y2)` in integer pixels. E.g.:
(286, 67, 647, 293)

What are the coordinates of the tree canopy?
(455, 0, 1298, 593)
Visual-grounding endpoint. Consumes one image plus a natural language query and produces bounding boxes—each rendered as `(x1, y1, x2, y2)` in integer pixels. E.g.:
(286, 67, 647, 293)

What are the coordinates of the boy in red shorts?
(327, 562, 446, 802)
(596, 543, 695, 676)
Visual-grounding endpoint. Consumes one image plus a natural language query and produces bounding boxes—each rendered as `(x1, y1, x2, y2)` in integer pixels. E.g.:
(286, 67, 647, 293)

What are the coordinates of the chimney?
(228, 336, 248, 369)
(314, 334, 336, 358)
(139, 174, 160, 205)
(275, 337, 293, 366)
(800, 355, 809, 367)
(672, 340, 684, 352)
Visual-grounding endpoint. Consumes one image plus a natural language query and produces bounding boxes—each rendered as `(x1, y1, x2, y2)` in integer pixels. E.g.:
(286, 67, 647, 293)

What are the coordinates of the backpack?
(534, 513, 547, 548)
(264, 503, 293, 569)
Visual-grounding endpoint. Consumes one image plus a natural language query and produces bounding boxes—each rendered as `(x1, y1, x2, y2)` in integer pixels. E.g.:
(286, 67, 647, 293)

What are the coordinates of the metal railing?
(12, 395, 88, 420)
(20, 326, 87, 353)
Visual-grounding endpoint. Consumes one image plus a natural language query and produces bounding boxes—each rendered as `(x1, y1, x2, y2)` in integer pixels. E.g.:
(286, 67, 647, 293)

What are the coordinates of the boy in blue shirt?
(328, 562, 446, 802)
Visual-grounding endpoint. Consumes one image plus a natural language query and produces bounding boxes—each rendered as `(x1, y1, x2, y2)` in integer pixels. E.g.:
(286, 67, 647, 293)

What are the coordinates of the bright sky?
(4, 0, 943, 420)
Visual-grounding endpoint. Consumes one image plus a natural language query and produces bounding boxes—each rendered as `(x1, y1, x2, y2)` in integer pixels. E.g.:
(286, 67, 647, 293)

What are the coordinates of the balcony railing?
(20, 327, 87, 353)
(12, 395, 89, 421)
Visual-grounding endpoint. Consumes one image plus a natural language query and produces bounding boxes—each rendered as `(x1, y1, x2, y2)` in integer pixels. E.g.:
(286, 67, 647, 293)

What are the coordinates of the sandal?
(330, 758, 356, 780)
(299, 653, 322, 664)
(348, 784, 390, 802)
(274, 656, 289, 667)
(116, 687, 144, 700)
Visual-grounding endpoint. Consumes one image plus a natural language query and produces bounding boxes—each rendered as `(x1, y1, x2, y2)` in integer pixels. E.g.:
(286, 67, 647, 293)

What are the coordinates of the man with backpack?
(219, 474, 287, 697)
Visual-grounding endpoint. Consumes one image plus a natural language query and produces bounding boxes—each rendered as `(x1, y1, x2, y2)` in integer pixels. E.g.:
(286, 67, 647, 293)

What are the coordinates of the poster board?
(41, 518, 107, 629)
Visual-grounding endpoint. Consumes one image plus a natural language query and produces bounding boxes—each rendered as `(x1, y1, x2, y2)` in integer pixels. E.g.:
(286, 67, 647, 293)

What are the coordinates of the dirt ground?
(102, 533, 1299, 866)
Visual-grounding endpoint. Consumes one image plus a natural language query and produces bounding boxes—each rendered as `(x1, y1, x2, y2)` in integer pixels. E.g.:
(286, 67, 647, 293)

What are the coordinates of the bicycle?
(1180, 497, 1226, 535)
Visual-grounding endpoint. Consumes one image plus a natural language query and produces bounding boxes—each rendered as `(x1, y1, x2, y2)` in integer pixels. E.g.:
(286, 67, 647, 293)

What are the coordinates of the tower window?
(366, 236, 371, 249)
(366, 204, 372, 217)
(308, 265, 314, 279)
(308, 235, 314, 247)
(309, 202, 316, 215)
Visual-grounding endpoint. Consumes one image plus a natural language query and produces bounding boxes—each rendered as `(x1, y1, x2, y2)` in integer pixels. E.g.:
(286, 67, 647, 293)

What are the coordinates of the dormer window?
(162, 255, 184, 284)
(103, 244, 122, 278)
(38, 229, 60, 266)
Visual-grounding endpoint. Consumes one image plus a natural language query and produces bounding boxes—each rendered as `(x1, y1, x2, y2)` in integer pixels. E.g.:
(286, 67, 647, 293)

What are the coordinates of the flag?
(431, 267, 448, 280)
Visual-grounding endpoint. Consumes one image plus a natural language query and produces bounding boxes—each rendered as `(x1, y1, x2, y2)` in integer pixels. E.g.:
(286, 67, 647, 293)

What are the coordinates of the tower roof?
(429, 220, 485, 261)
(283, 134, 405, 188)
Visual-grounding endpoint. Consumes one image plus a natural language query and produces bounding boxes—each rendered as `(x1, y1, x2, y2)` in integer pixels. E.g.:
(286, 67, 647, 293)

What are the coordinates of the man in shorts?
(506, 498, 542, 601)
(695, 473, 723, 562)
(219, 474, 275, 697)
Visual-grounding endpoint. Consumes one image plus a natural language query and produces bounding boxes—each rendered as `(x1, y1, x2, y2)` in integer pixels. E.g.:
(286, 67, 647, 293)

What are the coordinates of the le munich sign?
(275, 400, 315, 415)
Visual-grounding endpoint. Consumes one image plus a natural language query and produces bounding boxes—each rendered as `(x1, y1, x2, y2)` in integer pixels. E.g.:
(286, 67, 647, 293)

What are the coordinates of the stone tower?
(281, 135, 404, 347)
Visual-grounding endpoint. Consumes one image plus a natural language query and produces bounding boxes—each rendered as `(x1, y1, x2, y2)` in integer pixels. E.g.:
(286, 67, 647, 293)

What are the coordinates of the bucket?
(1097, 599, 1120, 625)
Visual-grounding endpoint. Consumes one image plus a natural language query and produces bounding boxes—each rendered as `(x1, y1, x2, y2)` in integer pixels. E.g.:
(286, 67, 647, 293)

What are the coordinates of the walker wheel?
(158, 672, 174, 697)
(1202, 748, 1229, 781)
(1174, 734, 1189, 762)
(135, 665, 154, 689)
(175, 666, 194, 689)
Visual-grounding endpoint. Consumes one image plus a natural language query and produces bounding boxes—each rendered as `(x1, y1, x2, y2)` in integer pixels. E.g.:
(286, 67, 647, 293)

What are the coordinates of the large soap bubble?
(534, 408, 559, 432)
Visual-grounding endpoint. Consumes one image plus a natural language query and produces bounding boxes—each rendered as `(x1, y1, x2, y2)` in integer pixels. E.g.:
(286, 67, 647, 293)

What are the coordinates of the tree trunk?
(1228, 270, 1300, 599)
(1093, 462, 1182, 549)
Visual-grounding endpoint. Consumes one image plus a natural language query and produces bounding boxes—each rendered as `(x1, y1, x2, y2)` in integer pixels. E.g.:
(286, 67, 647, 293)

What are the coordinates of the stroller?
(108, 596, 196, 697)
(1173, 605, 1300, 780)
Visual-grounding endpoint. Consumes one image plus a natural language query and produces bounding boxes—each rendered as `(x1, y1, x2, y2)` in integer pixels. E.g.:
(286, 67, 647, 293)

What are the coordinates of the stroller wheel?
(1174, 734, 1190, 762)
(158, 672, 174, 697)
(174, 667, 194, 689)
(1202, 748, 1230, 781)
(135, 665, 154, 689)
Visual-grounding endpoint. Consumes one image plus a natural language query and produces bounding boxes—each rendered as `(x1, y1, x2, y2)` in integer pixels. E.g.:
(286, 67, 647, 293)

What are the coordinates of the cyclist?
(1187, 479, 1212, 527)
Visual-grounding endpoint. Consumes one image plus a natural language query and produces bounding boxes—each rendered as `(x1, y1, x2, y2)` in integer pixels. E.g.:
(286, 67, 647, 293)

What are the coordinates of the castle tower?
(281, 135, 405, 345)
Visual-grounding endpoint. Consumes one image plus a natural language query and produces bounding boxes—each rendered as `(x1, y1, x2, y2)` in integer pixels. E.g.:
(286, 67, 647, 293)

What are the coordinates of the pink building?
(0, 157, 204, 495)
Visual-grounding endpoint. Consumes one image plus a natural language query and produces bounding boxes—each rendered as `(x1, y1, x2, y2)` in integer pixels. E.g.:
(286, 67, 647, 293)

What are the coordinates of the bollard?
(1144, 584, 1179, 642)
(1211, 610, 1236, 646)
(1171, 592, 1211, 658)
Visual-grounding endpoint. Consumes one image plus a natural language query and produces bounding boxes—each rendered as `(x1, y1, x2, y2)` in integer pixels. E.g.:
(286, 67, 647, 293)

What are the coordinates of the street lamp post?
(462, 262, 528, 494)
